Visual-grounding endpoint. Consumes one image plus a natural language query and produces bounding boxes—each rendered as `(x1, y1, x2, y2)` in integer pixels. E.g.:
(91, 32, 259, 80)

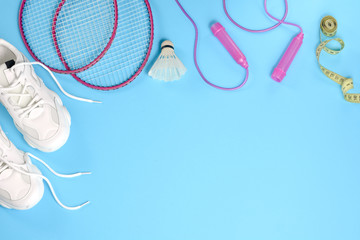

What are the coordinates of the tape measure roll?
(320, 16, 337, 37)
(316, 16, 360, 103)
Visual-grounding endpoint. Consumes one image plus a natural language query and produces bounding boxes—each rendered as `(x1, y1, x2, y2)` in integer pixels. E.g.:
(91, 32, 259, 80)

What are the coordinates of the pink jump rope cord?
(175, 0, 249, 91)
(175, 0, 304, 89)
(224, 0, 304, 82)
(223, 0, 303, 33)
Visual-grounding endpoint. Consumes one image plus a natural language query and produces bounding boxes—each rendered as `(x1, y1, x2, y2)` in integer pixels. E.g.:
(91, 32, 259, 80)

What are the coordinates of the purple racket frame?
(51, 0, 119, 75)
(70, 0, 154, 91)
(19, 0, 154, 91)
(18, 0, 118, 74)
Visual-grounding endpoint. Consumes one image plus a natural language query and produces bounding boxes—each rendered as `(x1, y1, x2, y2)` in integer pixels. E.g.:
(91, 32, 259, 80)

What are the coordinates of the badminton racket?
(19, 0, 118, 74)
(67, 0, 154, 90)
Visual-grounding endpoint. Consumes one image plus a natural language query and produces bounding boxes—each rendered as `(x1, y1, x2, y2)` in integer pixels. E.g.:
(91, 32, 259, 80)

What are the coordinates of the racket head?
(19, 0, 118, 74)
(70, 0, 154, 90)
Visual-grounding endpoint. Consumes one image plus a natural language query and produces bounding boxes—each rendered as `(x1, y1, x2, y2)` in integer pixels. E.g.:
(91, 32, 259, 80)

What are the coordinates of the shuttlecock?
(148, 40, 187, 82)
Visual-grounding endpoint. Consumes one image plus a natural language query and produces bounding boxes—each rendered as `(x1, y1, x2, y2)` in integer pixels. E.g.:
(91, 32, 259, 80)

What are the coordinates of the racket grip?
(211, 22, 248, 69)
(272, 32, 304, 82)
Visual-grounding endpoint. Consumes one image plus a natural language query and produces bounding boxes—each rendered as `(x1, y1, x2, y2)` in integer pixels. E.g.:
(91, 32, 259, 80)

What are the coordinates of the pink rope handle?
(223, 0, 303, 33)
(175, 0, 249, 91)
(224, 0, 303, 83)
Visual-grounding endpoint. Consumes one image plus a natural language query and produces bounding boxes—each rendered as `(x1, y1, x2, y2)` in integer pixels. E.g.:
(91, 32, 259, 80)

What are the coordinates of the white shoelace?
(0, 153, 91, 210)
(2, 62, 101, 107)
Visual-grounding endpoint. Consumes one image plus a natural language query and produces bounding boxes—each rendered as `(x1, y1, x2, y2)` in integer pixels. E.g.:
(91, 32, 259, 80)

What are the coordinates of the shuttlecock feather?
(149, 40, 187, 82)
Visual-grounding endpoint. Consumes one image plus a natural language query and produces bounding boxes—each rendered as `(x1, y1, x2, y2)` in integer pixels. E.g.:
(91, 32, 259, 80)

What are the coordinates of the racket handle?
(272, 32, 304, 82)
(211, 22, 248, 69)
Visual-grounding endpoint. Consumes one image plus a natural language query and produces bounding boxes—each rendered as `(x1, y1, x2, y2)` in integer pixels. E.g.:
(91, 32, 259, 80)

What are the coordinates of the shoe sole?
(0, 193, 41, 210)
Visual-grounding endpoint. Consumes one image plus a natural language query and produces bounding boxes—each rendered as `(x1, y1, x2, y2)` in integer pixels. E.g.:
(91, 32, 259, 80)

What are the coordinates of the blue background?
(1, 0, 360, 239)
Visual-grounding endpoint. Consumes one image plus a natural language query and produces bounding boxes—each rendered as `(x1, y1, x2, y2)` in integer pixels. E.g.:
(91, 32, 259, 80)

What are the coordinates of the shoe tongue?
(0, 60, 16, 87)
(0, 60, 35, 109)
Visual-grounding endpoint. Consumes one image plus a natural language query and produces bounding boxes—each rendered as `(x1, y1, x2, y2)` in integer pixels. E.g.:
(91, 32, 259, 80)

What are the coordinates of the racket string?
(76, 0, 151, 87)
(65, 4, 149, 78)
(81, 38, 150, 80)
(22, 1, 146, 69)
(81, 31, 151, 85)
(53, 8, 147, 57)
(21, 0, 153, 89)
(21, 0, 117, 72)
(53, 0, 115, 70)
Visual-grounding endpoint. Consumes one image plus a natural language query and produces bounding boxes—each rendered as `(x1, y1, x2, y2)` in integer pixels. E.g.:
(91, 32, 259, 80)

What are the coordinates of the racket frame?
(68, 0, 154, 90)
(19, 0, 154, 91)
(19, 0, 119, 74)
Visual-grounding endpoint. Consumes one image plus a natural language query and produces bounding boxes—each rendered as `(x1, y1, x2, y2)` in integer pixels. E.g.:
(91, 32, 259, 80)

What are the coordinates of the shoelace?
(0, 153, 91, 210)
(2, 77, 45, 118)
(1, 62, 101, 110)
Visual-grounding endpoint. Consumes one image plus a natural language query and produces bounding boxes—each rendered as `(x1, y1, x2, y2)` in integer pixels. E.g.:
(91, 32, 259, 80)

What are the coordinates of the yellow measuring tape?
(316, 16, 360, 103)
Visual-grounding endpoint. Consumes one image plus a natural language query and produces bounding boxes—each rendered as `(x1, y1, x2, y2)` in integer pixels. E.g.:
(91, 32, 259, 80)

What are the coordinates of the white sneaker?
(0, 39, 72, 152)
(0, 126, 44, 210)
(0, 126, 91, 210)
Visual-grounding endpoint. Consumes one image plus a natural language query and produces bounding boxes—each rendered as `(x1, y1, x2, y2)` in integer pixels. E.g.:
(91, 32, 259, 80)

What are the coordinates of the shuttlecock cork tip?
(161, 40, 174, 49)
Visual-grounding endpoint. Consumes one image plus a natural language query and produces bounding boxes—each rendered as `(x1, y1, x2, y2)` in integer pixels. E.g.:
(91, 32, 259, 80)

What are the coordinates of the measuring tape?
(316, 16, 360, 103)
